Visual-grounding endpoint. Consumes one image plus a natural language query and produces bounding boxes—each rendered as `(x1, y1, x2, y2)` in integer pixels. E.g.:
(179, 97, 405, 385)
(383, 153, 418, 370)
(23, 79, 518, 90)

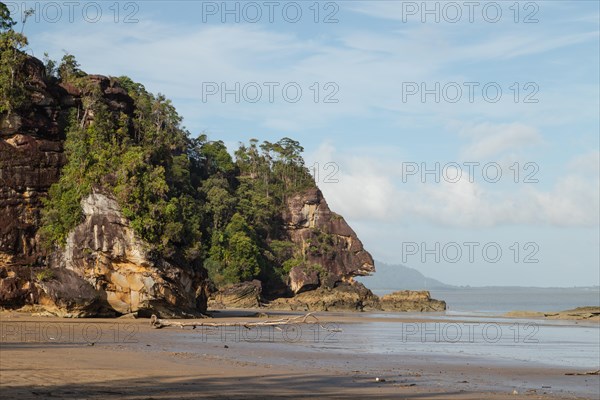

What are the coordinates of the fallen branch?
(150, 312, 342, 333)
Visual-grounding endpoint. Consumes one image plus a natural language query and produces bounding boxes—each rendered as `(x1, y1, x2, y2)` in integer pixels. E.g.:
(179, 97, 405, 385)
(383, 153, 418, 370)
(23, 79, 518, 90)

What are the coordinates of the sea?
(170, 287, 600, 377)
(352, 286, 600, 370)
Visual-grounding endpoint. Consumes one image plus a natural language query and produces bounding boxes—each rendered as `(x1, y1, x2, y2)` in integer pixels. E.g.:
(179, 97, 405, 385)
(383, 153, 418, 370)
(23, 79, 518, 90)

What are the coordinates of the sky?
(8, 0, 599, 287)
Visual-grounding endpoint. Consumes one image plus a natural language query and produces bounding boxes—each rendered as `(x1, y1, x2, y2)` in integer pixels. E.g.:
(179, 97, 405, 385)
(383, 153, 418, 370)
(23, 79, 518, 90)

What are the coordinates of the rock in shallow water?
(268, 281, 380, 312)
(379, 290, 446, 312)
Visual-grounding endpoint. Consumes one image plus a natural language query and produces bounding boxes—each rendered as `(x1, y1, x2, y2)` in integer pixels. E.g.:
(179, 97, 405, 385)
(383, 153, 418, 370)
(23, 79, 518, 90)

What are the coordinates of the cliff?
(0, 56, 209, 316)
(0, 54, 375, 317)
(284, 188, 375, 292)
(0, 56, 68, 264)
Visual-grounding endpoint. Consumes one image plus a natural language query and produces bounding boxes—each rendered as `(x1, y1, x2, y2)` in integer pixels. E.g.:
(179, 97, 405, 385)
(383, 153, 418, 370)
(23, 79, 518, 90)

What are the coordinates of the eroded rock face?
(0, 265, 40, 308)
(62, 192, 208, 317)
(0, 264, 107, 317)
(284, 188, 375, 291)
(0, 192, 209, 317)
(208, 280, 263, 309)
(288, 265, 320, 294)
(0, 60, 65, 263)
(34, 268, 107, 317)
(380, 290, 446, 312)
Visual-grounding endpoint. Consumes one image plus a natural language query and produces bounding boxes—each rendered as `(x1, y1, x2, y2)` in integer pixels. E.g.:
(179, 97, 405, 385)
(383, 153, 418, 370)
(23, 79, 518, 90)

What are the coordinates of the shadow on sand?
(0, 372, 469, 399)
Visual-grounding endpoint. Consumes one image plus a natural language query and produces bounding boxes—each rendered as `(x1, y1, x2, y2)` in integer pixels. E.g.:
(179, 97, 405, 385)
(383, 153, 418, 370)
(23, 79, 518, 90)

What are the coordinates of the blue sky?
(10, 0, 599, 286)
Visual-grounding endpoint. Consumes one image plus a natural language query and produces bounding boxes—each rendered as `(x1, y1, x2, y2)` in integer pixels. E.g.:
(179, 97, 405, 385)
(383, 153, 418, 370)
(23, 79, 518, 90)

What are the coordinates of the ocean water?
(174, 287, 600, 373)
(302, 318, 600, 369)
(175, 311, 600, 370)
(372, 287, 600, 314)
(323, 287, 600, 369)
(342, 287, 600, 369)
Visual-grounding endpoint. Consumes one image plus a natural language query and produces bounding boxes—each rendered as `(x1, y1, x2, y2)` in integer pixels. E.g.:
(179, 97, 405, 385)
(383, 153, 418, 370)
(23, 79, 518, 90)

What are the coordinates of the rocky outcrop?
(60, 192, 208, 317)
(284, 188, 375, 291)
(211, 188, 376, 309)
(268, 281, 380, 312)
(0, 264, 107, 317)
(505, 307, 600, 321)
(208, 280, 263, 309)
(0, 191, 209, 317)
(0, 55, 386, 317)
(213, 188, 380, 311)
(380, 290, 446, 312)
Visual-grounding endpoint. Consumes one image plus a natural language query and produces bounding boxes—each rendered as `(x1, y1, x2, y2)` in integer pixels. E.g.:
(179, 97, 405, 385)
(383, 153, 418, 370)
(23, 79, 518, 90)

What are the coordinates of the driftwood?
(565, 370, 600, 376)
(150, 312, 342, 333)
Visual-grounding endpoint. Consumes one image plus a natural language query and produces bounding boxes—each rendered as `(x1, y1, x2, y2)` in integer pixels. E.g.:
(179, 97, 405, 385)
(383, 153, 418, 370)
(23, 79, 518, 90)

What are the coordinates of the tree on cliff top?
(0, 2, 29, 114)
(0, 2, 16, 31)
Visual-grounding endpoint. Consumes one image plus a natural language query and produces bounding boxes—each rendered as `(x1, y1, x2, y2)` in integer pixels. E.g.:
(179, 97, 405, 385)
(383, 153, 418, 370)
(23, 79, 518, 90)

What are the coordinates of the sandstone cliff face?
(0, 190, 208, 317)
(61, 192, 208, 317)
(284, 188, 375, 293)
(0, 58, 68, 264)
(0, 58, 206, 317)
(0, 57, 133, 264)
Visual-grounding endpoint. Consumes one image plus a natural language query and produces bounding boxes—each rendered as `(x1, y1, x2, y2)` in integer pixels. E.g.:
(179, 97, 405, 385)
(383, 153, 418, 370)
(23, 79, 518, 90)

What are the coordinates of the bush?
(35, 268, 55, 282)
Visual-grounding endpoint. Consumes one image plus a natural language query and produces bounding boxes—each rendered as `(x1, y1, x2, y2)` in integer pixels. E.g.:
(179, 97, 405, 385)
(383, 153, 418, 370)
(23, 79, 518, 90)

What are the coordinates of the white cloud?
(568, 150, 600, 176)
(527, 175, 599, 227)
(307, 142, 397, 220)
(312, 143, 600, 228)
(458, 122, 544, 160)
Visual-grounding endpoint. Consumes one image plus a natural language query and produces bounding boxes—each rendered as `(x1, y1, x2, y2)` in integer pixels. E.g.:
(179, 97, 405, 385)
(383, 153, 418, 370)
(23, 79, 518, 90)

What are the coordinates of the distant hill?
(357, 261, 454, 291)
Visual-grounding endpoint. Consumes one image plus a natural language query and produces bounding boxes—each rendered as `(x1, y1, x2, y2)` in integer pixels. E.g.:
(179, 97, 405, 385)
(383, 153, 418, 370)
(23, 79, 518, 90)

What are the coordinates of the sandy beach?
(1, 310, 598, 399)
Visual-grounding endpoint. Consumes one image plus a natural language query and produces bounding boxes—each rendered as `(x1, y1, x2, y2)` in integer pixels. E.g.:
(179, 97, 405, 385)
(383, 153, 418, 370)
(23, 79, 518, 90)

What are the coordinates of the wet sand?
(1, 310, 598, 399)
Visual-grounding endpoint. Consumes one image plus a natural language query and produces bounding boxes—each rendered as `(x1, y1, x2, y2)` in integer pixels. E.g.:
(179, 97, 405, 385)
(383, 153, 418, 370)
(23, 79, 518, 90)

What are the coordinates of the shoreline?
(1, 310, 599, 399)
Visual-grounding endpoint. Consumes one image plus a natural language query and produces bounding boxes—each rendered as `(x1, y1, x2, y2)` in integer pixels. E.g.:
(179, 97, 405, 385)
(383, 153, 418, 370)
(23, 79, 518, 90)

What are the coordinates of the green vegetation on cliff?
(41, 71, 315, 286)
(1, 5, 316, 288)
(0, 3, 29, 114)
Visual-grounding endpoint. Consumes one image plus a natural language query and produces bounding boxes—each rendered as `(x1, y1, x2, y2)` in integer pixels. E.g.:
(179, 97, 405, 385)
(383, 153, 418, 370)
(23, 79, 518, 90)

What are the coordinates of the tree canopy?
(0, 2, 29, 114)
(0, 2, 16, 31)
(41, 71, 316, 285)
